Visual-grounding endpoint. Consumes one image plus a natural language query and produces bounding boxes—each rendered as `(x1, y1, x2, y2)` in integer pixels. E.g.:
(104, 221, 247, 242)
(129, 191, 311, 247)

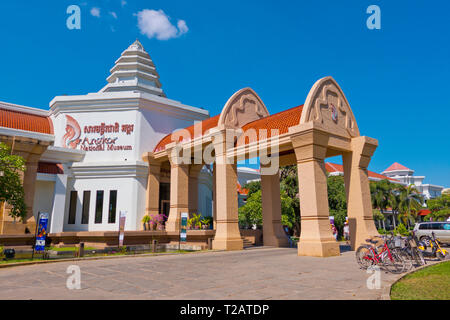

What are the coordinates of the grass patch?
(391, 261, 450, 300)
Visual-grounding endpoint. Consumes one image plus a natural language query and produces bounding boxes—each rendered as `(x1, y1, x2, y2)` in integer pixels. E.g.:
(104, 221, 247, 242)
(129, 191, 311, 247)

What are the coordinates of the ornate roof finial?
(128, 39, 144, 51)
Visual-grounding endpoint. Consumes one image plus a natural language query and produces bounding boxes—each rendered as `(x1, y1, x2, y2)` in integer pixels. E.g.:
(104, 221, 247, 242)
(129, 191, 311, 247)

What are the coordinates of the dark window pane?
(81, 191, 91, 224)
(68, 191, 77, 225)
(108, 190, 117, 224)
(95, 191, 104, 224)
(419, 224, 428, 230)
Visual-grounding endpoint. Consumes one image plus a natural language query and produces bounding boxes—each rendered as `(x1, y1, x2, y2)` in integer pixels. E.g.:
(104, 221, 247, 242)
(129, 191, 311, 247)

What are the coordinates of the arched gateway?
(143, 76, 379, 257)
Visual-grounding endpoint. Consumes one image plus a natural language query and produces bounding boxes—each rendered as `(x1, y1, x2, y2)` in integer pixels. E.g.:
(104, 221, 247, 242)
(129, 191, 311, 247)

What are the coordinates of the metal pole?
(31, 211, 40, 260)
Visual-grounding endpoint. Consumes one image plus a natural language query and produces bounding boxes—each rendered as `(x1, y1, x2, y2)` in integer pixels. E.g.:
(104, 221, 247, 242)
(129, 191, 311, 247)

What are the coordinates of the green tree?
(327, 175, 347, 236)
(238, 190, 262, 228)
(244, 180, 261, 197)
(399, 185, 424, 227)
(425, 194, 450, 221)
(0, 142, 26, 221)
(280, 166, 300, 236)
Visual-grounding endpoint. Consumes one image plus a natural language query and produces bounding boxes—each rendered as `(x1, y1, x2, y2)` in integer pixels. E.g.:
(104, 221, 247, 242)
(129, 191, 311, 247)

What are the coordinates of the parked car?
(413, 222, 450, 245)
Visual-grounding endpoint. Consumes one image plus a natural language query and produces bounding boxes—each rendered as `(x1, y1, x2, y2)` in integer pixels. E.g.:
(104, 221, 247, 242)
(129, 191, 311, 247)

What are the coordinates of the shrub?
(394, 223, 410, 236)
(377, 228, 386, 235)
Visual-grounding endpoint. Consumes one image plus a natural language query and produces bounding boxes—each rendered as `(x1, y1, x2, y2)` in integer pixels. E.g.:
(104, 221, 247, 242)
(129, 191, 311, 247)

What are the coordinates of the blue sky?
(0, 1, 449, 186)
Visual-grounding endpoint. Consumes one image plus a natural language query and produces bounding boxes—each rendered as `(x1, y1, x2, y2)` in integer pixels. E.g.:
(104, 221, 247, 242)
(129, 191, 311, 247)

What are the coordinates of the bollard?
(207, 238, 213, 250)
(79, 243, 85, 257)
(152, 240, 157, 253)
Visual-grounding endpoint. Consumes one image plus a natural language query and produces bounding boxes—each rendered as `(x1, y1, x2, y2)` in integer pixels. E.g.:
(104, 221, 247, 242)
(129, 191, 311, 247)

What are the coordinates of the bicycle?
(418, 231, 448, 261)
(356, 234, 407, 274)
(400, 233, 426, 267)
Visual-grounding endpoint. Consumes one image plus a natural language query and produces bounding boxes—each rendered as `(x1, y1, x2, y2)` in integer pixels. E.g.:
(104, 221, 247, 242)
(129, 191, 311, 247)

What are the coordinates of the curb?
(386, 258, 447, 300)
(0, 249, 224, 270)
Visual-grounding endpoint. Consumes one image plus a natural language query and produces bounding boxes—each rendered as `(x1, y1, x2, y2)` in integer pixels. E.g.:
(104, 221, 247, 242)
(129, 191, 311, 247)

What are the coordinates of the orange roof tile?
(236, 105, 304, 146)
(325, 162, 400, 183)
(0, 108, 53, 134)
(154, 115, 220, 152)
(384, 162, 411, 172)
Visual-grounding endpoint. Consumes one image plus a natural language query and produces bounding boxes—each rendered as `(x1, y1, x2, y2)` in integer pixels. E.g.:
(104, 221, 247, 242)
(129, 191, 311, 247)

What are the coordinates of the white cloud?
(136, 9, 188, 40)
(90, 7, 101, 18)
(110, 11, 118, 19)
(121, 0, 127, 7)
(177, 20, 189, 34)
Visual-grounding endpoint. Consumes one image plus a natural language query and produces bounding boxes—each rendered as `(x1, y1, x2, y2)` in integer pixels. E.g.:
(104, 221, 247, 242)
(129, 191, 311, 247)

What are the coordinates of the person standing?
(344, 223, 350, 242)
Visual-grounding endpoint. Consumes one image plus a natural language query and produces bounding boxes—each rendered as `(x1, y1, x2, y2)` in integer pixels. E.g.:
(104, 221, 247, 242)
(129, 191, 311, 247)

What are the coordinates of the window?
(95, 191, 104, 224)
(419, 224, 429, 230)
(81, 191, 91, 224)
(68, 191, 77, 224)
(431, 223, 443, 230)
(108, 190, 118, 224)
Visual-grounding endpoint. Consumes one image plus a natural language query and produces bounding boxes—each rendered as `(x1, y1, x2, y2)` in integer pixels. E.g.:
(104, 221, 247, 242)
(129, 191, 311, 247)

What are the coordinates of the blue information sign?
(35, 213, 49, 252)
(180, 212, 188, 243)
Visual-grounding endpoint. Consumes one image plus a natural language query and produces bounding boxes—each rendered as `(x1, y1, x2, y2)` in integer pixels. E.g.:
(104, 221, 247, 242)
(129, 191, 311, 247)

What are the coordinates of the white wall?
(63, 175, 146, 232)
(33, 180, 55, 223)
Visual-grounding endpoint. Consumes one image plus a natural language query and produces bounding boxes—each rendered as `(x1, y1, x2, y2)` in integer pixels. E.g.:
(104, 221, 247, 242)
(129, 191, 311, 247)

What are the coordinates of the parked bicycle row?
(356, 231, 448, 274)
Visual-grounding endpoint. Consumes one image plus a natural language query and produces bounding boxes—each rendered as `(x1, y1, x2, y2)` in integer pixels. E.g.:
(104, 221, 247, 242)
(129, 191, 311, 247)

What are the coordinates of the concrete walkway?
(0, 247, 404, 300)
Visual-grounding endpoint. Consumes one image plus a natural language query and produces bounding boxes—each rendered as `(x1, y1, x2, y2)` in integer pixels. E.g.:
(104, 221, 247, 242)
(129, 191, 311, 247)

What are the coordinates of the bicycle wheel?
(436, 250, 447, 261)
(382, 248, 406, 274)
(397, 249, 413, 271)
(356, 245, 374, 269)
(414, 248, 426, 266)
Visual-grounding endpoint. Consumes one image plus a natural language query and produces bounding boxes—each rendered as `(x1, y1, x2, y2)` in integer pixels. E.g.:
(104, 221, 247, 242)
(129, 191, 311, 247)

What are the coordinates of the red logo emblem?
(330, 104, 338, 123)
(61, 115, 81, 149)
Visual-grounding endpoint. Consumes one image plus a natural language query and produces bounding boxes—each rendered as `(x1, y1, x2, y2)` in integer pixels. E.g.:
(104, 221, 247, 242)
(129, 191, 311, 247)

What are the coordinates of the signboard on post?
(118, 211, 127, 247)
(34, 212, 49, 253)
(180, 212, 188, 246)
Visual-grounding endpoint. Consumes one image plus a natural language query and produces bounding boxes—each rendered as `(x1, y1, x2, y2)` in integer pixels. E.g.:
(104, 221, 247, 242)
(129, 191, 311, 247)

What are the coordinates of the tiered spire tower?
(100, 40, 166, 97)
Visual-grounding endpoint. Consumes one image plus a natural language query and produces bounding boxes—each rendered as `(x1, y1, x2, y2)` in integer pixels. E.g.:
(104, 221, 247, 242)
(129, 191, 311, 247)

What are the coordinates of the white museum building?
(1, 40, 220, 234)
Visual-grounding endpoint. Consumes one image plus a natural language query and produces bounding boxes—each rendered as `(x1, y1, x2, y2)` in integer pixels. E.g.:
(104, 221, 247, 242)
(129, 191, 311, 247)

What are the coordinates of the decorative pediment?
(300, 77, 359, 138)
(218, 88, 270, 129)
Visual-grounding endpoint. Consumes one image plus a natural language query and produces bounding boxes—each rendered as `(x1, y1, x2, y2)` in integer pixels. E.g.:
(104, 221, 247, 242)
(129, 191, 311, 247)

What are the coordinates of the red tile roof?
(237, 182, 249, 196)
(154, 115, 220, 152)
(0, 107, 53, 134)
(37, 162, 64, 174)
(325, 162, 400, 183)
(418, 209, 431, 216)
(383, 162, 411, 172)
(154, 105, 304, 152)
(236, 105, 303, 146)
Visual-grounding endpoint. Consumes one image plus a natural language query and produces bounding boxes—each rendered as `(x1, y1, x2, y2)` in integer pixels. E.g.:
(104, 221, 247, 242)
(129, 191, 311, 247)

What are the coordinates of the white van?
(413, 222, 450, 245)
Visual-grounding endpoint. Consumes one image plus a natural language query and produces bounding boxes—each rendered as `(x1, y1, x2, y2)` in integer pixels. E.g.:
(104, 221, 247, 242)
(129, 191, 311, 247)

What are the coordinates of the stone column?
(342, 136, 379, 250)
(142, 152, 162, 225)
(188, 164, 203, 215)
(212, 163, 217, 230)
(23, 155, 40, 223)
(261, 170, 289, 247)
(165, 153, 189, 232)
(212, 130, 243, 251)
(291, 129, 340, 257)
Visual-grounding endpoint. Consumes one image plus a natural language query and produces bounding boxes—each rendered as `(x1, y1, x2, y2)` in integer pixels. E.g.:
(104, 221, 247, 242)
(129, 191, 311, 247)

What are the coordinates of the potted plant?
(201, 216, 213, 229)
(141, 215, 151, 231)
(190, 213, 202, 230)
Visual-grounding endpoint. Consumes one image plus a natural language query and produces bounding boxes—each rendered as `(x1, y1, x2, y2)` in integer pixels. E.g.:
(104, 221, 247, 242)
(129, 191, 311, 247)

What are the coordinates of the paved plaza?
(0, 247, 402, 300)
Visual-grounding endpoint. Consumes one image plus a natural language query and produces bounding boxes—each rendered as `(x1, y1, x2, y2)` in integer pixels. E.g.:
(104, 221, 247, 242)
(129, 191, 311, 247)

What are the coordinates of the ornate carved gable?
(300, 77, 360, 138)
(218, 88, 270, 129)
